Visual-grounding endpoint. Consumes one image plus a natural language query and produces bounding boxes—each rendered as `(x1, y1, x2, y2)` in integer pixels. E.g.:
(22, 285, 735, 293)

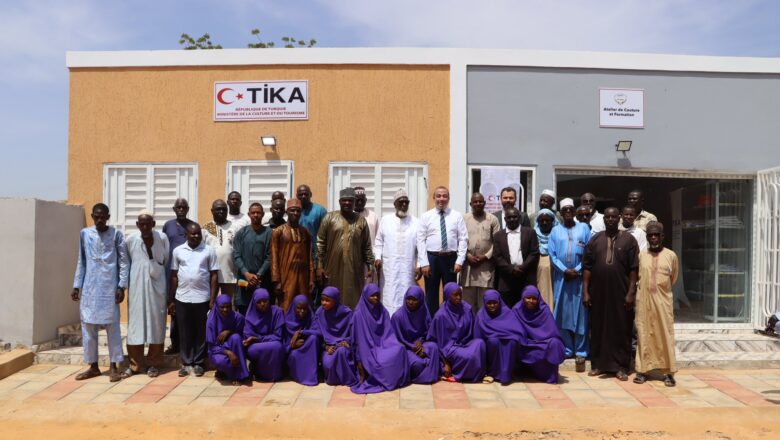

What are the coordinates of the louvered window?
(226, 161, 294, 207)
(329, 162, 428, 218)
(103, 163, 198, 234)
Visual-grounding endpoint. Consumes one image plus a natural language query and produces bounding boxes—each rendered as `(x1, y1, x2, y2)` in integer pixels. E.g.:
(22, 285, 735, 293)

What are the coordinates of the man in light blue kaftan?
(71, 203, 129, 382)
(547, 198, 591, 372)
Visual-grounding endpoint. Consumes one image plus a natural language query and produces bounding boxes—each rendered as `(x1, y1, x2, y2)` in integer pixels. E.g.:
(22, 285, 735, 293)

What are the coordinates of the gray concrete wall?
(0, 199, 36, 347)
(467, 66, 780, 194)
(32, 200, 83, 344)
(0, 199, 83, 347)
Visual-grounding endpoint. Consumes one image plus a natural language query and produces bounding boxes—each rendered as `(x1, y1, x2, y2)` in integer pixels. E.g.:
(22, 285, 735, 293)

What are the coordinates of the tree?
(178, 28, 317, 50)
(178, 33, 223, 50)
(248, 28, 317, 48)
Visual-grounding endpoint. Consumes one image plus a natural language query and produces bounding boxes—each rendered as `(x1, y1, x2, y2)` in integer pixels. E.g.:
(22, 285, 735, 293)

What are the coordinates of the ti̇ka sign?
(214, 81, 308, 121)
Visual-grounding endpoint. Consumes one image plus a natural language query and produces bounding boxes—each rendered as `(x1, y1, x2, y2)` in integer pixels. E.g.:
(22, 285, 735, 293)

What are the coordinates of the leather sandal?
(633, 373, 647, 384)
(616, 370, 629, 381)
(664, 375, 676, 387)
(587, 368, 602, 377)
(75, 368, 101, 381)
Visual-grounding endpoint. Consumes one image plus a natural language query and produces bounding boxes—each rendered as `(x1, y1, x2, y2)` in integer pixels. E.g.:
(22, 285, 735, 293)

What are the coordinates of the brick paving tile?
(191, 396, 231, 406)
(328, 394, 366, 408)
(28, 380, 83, 401)
(400, 399, 435, 409)
(469, 399, 506, 408)
(200, 385, 239, 397)
(293, 398, 330, 408)
(0, 380, 27, 392)
(157, 394, 196, 405)
(696, 374, 776, 407)
(167, 385, 206, 397)
(60, 392, 101, 403)
(90, 393, 133, 404)
(433, 398, 470, 409)
(126, 393, 165, 404)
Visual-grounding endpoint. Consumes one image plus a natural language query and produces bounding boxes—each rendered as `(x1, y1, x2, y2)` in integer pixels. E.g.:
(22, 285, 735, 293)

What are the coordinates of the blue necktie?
(439, 210, 447, 250)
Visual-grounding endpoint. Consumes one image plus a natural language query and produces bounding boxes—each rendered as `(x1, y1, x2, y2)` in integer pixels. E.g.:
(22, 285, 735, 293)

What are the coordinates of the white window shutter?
(227, 161, 293, 209)
(104, 164, 198, 235)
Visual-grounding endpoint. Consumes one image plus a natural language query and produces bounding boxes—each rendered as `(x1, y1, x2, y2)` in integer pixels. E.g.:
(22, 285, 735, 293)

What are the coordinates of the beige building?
(68, 52, 450, 230)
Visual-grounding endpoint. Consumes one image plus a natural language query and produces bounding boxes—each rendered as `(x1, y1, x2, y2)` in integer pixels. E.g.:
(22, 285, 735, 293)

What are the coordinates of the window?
(226, 161, 294, 206)
(103, 163, 198, 234)
(468, 165, 536, 213)
(329, 162, 428, 218)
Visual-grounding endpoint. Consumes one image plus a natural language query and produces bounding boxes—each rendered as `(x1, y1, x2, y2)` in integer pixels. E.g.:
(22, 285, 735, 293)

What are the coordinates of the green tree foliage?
(178, 33, 223, 50)
(249, 28, 317, 48)
(178, 28, 317, 50)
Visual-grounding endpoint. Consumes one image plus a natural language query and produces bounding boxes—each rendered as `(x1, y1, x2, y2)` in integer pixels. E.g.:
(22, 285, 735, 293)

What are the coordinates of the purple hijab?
(314, 286, 353, 345)
(513, 285, 565, 365)
(243, 288, 284, 342)
(352, 284, 409, 393)
(284, 294, 317, 339)
(427, 282, 474, 352)
(474, 290, 526, 344)
(391, 286, 431, 350)
(206, 294, 245, 352)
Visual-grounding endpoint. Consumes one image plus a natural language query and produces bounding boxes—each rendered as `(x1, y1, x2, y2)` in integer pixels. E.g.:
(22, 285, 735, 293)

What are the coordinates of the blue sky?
(2, 0, 779, 200)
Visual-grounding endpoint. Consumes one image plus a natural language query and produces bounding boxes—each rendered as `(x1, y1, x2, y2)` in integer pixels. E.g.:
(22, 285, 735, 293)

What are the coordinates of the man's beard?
(396, 209, 408, 218)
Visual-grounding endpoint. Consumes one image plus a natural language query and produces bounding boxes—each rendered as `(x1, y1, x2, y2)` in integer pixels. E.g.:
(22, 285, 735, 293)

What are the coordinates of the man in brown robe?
(583, 207, 639, 381)
(634, 221, 679, 386)
(272, 199, 315, 311)
(316, 187, 375, 308)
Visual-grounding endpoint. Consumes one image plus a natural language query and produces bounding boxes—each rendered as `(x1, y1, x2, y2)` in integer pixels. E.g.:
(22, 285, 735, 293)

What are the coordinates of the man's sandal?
(75, 369, 101, 381)
(633, 373, 647, 384)
(664, 375, 676, 387)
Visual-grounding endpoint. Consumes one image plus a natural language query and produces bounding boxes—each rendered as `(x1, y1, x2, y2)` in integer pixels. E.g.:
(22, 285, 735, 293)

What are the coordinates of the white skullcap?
(559, 198, 574, 209)
(541, 189, 556, 200)
(138, 209, 154, 218)
(393, 188, 408, 202)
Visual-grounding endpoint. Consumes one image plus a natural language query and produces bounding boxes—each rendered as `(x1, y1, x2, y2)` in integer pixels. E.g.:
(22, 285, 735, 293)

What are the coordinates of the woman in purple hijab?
(474, 290, 526, 385)
(206, 294, 250, 384)
(427, 282, 486, 383)
(242, 288, 285, 382)
(391, 285, 441, 384)
(513, 285, 566, 384)
(284, 295, 320, 386)
(314, 286, 358, 386)
(351, 284, 409, 394)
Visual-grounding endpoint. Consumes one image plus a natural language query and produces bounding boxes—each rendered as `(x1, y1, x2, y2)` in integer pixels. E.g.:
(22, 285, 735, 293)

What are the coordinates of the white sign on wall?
(479, 167, 524, 213)
(599, 88, 644, 128)
(214, 80, 308, 121)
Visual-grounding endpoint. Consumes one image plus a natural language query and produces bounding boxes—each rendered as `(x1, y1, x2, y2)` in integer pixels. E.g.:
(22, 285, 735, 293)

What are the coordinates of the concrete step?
(34, 345, 181, 369)
(675, 332, 780, 353)
(676, 351, 780, 369)
(57, 323, 172, 348)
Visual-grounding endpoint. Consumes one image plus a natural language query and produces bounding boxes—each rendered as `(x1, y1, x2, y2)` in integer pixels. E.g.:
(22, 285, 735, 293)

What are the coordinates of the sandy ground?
(0, 399, 778, 439)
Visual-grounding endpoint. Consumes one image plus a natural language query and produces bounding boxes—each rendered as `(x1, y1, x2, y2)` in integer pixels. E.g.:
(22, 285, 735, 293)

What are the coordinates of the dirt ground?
(0, 400, 777, 440)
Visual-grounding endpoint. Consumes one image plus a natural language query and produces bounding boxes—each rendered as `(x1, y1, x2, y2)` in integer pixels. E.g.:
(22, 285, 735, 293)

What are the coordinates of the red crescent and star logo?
(217, 88, 244, 105)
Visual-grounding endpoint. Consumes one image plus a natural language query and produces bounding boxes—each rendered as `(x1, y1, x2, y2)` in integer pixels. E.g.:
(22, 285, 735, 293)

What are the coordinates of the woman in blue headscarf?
(535, 208, 559, 311)
(427, 282, 486, 383)
(351, 284, 409, 393)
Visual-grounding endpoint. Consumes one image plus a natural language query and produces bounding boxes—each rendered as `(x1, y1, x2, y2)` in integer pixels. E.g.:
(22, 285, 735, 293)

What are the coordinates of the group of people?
(71, 183, 679, 390)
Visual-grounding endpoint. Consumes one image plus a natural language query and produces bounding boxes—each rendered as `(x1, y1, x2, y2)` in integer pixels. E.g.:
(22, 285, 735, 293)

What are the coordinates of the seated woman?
(351, 284, 409, 394)
(513, 285, 566, 384)
(284, 295, 320, 386)
(474, 290, 526, 385)
(391, 285, 441, 384)
(427, 282, 487, 383)
(242, 288, 285, 382)
(314, 286, 358, 386)
(206, 294, 250, 384)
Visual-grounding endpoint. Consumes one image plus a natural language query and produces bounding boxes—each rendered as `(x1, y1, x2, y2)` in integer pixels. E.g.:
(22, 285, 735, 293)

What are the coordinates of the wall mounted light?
(615, 140, 632, 152)
(261, 136, 277, 147)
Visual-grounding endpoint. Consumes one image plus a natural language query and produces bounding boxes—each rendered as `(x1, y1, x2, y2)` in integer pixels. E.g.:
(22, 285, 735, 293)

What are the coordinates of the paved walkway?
(1, 364, 779, 409)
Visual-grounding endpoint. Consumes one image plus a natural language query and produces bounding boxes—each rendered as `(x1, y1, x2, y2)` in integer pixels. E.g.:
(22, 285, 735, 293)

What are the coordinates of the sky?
(2, 0, 780, 201)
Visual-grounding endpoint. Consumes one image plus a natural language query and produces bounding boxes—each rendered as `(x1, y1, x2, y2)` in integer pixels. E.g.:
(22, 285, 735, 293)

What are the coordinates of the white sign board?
(214, 80, 308, 121)
(599, 88, 644, 128)
(479, 167, 524, 213)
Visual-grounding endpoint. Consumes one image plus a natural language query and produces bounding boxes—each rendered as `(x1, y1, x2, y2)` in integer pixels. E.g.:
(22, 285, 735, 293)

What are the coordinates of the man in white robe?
(125, 210, 169, 377)
(374, 189, 420, 315)
(202, 199, 237, 297)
